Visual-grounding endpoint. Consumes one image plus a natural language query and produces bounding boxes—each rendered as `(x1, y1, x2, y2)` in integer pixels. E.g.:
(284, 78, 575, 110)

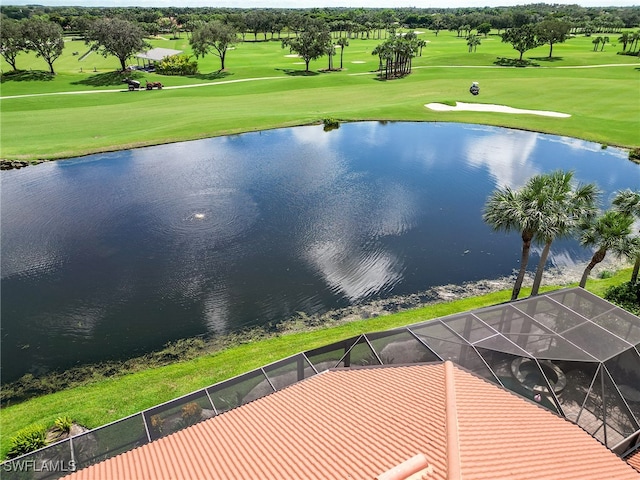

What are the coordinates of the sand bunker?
(425, 102, 570, 118)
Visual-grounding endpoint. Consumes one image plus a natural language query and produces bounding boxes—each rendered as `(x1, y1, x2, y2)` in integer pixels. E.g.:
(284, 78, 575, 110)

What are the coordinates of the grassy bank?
(0, 269, 633, 460)
(1, 33, 639, 161)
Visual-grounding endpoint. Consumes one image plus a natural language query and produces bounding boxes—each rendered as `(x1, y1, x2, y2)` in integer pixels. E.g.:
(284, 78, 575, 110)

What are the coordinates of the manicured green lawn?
(0, 269, 633, 460)
(1, 32, 638, 161)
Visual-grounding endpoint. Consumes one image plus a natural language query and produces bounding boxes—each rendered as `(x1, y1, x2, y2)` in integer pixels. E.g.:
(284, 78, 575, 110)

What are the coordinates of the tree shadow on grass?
(72, 71, 143, 87)
(493, 57, 540, 67)
(530, 56, 565, 62)
(0, 70, 54, 83)
(275, 68, 319, 76)
(190, 71, 232, 81)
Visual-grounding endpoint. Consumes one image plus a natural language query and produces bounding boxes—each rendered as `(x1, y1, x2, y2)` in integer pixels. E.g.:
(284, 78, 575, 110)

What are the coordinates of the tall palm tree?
(483, 175, 548, 301)
(337, 37, 349, 69)
(618, 32, 630, 52)
(612, 189, 640, 283)
(530, 171, 599, 296)
(579, 211, 638, 288)
(484, 171, 598, 300)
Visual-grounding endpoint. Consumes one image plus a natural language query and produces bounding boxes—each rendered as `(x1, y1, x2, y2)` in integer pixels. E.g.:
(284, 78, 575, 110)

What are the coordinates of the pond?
(1, 122, 638, 382)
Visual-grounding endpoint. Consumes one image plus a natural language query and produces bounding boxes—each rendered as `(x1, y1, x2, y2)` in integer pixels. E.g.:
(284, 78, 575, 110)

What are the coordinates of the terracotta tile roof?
(64, 362, 638, 480)
(628, 450, 640, 473)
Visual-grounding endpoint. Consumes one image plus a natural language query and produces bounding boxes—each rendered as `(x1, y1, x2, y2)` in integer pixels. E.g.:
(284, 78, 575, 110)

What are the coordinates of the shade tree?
(501, 24, 541, 61)
(281, 19, 331, 73)
(86, 17, 149, 71)
(0, 19, 27, 71)
(535, 19, 571, 58)
(22, 17, 64, 74)
(190, 21, 238, 71)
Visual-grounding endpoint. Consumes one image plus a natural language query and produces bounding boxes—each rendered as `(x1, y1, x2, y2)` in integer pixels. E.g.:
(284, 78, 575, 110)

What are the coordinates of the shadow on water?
(275, 68, 319, 76)
(72, 71, 143, 87)
(493, 57, 540, 67)
(0, 70, 54, 83)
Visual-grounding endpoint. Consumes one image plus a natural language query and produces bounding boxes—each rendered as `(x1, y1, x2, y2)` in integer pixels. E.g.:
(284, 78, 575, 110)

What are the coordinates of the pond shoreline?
(2, 257, 627, 407)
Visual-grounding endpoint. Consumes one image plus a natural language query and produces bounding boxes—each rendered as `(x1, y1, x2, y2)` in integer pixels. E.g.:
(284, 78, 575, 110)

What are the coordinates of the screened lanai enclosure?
(4, 288, 640, 479)
(306, 287, 640, 454)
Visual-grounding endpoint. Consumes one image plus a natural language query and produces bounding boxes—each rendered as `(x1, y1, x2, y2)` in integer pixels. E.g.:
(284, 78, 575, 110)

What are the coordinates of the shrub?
(156, 54, 198, 76)
(323, 118, 340, 132)
(629, 148, 640, 164)
(181, 402, 202, 426)
(53, 415, 73, 434)
(604, 281, 640, 315)
(150, 414, 165, 434)
(8, 424, 48, 458)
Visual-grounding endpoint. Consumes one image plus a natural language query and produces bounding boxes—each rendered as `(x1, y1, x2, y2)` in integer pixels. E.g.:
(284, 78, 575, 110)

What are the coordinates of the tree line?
(1, 6, 639, 76)
(483, 172, 640, 301)
(2, 4, 639, 37)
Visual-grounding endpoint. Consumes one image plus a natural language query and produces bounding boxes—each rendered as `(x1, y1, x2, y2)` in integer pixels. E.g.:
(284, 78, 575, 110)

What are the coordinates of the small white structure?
(135, 48, 183, 69)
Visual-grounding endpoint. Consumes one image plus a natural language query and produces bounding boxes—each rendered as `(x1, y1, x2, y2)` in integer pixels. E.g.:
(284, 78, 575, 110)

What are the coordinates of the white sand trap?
(284, 54, 301, 58)
(351, 61, 366, 64)
(425, 102, 570, 118)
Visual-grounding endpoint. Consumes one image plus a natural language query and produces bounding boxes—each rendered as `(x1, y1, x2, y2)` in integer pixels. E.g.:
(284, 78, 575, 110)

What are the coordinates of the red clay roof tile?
(629, 450, 640, 473)
(64, 362, 639, 480)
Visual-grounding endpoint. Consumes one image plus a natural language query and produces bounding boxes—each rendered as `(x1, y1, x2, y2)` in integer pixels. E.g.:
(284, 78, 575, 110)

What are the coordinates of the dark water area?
(1, 122, 638, 382)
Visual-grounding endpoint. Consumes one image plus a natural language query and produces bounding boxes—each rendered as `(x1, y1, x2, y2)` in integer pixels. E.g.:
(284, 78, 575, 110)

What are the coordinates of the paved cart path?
(0, 64, 636, 100)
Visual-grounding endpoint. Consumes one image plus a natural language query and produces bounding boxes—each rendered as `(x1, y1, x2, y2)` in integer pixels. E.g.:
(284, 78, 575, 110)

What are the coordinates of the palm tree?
(618, 32, 630, 52)
(578, 211, 638, 288)
(484, 171, 598, 300)
(337, 37, 349, 69)
(530, 171, 599, 296)
(483, 176, 547, 301)
(467, 34, 481, 53)
(612, 189, 640, 283)
(592, 36, 602, 51)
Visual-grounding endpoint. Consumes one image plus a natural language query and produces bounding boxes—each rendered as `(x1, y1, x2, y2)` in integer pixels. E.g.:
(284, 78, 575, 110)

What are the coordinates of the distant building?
(134, 48, 182, 70)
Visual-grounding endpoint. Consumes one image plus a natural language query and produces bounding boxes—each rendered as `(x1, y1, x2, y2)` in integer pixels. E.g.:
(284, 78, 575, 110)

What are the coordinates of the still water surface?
(2, 122, 638, 382)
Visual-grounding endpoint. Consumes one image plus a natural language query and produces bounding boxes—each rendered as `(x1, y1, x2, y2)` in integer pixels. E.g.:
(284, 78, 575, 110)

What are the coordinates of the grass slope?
(0, 270, 633, 460)
(1, 33, 639, 161)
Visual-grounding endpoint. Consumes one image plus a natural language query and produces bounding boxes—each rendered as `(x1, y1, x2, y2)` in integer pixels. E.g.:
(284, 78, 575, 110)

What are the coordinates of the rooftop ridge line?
(444, 361, 462, 480)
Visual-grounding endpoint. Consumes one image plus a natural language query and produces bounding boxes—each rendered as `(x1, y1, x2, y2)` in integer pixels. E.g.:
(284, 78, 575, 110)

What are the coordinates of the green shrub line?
(0, 269, 634, 461)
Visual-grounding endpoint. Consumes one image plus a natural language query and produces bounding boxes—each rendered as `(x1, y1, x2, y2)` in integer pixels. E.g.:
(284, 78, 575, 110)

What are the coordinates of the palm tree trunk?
(580, 249, 607, 288)
(531, 240, 552, 296)
(631, 255, 639, 284)
(512, 233, 533, 301)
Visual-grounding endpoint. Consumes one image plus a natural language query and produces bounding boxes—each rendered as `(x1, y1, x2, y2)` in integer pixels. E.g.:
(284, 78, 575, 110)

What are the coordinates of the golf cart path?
(0, 76, 287, 100)
(0, 63, 635, 100)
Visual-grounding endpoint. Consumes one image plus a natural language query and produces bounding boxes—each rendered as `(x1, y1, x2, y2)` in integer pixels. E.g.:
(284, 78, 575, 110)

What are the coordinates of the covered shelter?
(134, 48, 182, 70)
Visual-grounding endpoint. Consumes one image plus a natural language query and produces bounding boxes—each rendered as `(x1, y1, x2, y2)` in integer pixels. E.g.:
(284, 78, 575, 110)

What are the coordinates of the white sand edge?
(425, 102, 571, 118)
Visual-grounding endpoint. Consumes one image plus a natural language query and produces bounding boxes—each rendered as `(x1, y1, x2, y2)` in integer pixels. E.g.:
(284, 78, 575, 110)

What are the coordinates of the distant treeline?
(1, 4, 639, 39)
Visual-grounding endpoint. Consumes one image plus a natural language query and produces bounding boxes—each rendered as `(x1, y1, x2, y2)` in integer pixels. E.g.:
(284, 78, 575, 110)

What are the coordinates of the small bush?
(181, 402, 203, 426)
(598, 270, 614, 279)
(323, 118, 340, 131)
(54, 415, 73, 434)
(629, 148, 640, 164)
(604, 281, 640, 315)
(150, 414, 165, 434)
(156, 54, 198, 76)
(8, 424, 48, 458)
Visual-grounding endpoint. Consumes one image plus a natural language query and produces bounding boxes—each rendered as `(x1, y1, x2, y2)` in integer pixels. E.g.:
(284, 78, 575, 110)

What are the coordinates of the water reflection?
(465, 128, 540, 188)
(1, 122, 638, 381)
